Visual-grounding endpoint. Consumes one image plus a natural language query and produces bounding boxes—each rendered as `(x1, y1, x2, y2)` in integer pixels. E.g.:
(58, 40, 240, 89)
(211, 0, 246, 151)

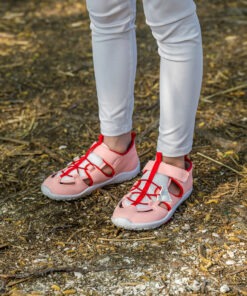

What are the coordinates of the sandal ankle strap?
(143, 160, 189, 183)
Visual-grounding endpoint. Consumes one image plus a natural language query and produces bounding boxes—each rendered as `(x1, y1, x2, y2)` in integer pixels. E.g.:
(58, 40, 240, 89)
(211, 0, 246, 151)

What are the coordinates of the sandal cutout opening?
(60, 174, 75, 184)
(168, 178, 184, 197)
(60, 181, 75, 185)
(138, 209, 153, 213)
(185, 156, 192, 171)
(119, 201, 124, 208)
(158, 201, 171, 211)
(82, 161, 114, 185)
(101, 162, 114, 177)
(82, 178, 91, 186)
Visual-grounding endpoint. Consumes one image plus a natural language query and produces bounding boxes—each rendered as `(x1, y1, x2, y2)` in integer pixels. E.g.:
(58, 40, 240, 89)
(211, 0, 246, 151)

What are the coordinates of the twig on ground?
(98, 236, 156, 242)
(201, 83, 247, 102)
(139, 148, 152, 159)
(0, 244, 9, 250)
(67, 228, 86, 242)
(228, 266, 247, 275)
(0, 136, 64, 163)
(6, 278, 30, 288)
(0, 62, 24, 69)
(196, 152, 245, 176)
(0, 136, 29, 145)
(10, 151, 43, 156)
(98, 188, 118, 202)
(34, 142, 64, 163)
(85, 124, 97, 138)
(16, 157, 32, 170)
(231, 178, 240, 197)
(0, 265, 133, 281)
(137, 119, 159, 143)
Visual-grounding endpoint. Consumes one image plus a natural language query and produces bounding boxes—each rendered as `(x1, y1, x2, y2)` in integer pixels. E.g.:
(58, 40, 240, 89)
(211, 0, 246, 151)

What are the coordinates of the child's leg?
(143, 0, 203, 194)
(112, 1, 203, 230)
(142, 0, 203, 160)
(41, 0, 140, 201)
(86, 0, 137, 152)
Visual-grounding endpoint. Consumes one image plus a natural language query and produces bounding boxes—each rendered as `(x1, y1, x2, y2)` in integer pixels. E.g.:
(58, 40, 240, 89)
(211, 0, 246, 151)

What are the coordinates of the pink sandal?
(41, 133, 140, 201)
(111, 152, 193, 230)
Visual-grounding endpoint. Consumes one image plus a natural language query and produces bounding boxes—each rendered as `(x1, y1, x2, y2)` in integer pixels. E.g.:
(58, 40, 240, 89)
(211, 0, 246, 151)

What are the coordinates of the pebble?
(74, 272, 83, 279)
(136, 284, 146, 291)
(115, 288, 124, 295)
(98, 256, 110, 264)
(123, 257, 134, 264)
(227, 251, 235, 258)
(225, 260, 235, 265)
(182, 224, 190, 230)
(191, 280, 201, 292)
(220, 284, 230, 293)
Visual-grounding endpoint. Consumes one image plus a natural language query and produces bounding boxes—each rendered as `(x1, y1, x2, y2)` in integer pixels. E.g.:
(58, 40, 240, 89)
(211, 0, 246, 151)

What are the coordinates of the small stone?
(115, 288, 124, 295)
(74, 272, 83, 279)
(227, 251, 234, 258)
(59, 145, 67, 150)
(98, 256, 110, 264)
(136, 284, 146, 291)
(225, 260, 235, 265)
(123, 257, 133, 264)
(191, 280, 201, 292)
(154, 282, 161, 288)
(220, 284, 230, 293)
(182, 224, 190, 230)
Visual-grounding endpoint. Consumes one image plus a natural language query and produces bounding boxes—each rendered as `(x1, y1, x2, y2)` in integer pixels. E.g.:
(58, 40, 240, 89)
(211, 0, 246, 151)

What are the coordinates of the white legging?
(86, 0, 203, 157)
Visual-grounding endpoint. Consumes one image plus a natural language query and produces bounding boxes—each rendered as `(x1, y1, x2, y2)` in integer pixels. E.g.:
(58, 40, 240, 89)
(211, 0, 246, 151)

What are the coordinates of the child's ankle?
(103, 132, 132, 153)
(162, 155, 185, 170)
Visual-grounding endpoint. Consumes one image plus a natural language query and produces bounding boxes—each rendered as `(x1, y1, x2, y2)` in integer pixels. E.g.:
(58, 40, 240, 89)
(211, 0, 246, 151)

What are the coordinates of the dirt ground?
(0, 0, 246, 295)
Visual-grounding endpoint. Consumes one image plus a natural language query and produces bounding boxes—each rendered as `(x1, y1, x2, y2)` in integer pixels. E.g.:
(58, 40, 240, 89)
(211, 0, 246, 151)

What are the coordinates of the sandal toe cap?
(41, 174, 88, 199)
